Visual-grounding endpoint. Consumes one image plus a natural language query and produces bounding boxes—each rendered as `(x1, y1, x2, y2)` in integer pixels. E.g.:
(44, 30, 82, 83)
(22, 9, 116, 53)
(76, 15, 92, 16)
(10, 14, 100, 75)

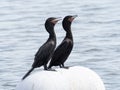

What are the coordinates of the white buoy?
(16, 66, 105, 90)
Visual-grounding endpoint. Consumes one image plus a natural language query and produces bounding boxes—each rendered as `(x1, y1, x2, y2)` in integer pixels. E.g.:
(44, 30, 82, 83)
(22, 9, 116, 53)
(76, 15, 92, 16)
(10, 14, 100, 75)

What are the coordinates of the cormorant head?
(45, 17, 61, 33)
(62, 15, 77, 31)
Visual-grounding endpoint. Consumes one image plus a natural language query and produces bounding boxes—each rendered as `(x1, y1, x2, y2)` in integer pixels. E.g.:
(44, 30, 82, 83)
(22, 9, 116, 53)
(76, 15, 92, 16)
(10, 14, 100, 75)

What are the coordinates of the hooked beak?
(51, 17, 62, 24)
(72, 15, 78, 18)
(69, 15, 78, 22)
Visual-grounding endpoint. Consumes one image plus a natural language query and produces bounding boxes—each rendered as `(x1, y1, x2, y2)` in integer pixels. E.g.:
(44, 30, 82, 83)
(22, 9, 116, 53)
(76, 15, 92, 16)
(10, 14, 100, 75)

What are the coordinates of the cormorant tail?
(22, 67, 34, 80)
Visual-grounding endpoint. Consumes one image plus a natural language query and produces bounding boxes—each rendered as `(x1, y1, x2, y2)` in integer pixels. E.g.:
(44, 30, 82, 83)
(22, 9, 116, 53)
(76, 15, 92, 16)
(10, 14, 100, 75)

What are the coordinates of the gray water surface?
(0, 0, 120, 90)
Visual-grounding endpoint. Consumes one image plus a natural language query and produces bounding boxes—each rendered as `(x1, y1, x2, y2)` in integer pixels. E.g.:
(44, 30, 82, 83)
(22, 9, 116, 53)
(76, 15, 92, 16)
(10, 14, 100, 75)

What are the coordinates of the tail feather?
(22, 67, 34, 80)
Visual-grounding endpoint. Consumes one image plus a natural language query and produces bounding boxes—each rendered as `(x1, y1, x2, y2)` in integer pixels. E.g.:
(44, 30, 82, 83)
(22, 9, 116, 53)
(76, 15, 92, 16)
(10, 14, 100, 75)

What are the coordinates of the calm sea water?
(0, 0, 120, 90)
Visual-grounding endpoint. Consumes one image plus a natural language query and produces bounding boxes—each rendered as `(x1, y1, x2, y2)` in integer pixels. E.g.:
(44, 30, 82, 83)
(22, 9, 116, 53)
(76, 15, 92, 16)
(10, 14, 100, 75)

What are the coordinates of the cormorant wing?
(50, 39, 73, 66)
(33, 42, 54, 67)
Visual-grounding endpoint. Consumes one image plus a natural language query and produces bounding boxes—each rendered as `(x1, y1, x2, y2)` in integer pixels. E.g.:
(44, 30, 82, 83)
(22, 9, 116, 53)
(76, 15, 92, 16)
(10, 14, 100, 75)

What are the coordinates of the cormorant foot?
(63, 66, 69, 69)
(47, 68, 56, 71)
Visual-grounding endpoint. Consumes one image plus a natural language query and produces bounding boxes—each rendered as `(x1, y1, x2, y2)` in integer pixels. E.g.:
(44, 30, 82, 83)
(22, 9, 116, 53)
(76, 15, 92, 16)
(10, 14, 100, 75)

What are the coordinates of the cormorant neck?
(63, 21, 73, 39)
(64, 23, 73, 39)
(66, 29, 73, 39)
(47, 29, 56, 45)
(49, 29, 56, 43)
(45, 24, 56, 39)
(49, 30, 56, 40)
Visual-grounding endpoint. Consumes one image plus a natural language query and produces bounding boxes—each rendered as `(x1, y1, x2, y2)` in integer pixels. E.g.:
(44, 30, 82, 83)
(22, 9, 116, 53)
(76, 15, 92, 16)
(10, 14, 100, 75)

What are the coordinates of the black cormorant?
(22, 17, 61, 80)
(48, 15, 77, 69)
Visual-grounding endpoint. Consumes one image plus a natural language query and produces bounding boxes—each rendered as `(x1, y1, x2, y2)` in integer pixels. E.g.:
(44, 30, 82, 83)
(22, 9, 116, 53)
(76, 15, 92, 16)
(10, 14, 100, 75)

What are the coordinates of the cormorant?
(22, 17, 61, 80)
(48, 15, 77, 69)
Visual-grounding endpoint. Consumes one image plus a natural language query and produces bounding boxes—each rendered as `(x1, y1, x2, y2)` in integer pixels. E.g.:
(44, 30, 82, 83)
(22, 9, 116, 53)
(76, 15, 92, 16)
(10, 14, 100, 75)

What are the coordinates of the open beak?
(51, 17, 62, 24)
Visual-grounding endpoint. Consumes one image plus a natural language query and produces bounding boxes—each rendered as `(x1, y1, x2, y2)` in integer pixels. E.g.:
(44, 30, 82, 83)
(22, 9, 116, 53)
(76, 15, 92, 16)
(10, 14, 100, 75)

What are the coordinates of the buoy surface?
(16, 66, 105, 90)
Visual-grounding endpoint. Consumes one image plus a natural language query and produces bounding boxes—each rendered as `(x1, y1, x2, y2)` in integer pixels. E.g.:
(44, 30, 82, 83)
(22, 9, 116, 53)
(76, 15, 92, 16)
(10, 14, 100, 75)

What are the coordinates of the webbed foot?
(47, 68, 56, 71)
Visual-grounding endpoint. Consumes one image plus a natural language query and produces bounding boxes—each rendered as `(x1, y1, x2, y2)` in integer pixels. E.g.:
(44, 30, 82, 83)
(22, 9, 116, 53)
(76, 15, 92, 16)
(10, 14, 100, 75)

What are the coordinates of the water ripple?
(0, 0, 120, 90)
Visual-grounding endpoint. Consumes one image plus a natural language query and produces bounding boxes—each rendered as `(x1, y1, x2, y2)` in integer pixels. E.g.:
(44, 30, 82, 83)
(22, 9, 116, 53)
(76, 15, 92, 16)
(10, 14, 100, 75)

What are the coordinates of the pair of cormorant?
(22, 15, 77, 80)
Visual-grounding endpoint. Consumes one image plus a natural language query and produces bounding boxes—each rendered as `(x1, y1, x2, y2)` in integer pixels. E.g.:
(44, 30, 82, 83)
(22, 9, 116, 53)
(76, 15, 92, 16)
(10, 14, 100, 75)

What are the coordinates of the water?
(0, 0, 120, 90)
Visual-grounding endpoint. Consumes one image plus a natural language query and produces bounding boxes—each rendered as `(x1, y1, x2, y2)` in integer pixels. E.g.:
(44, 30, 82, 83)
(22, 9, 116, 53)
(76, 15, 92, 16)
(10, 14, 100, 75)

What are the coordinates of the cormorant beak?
(69, 15, 78, 22)
(51, 17, 62, 24)
(72, 15, 78, 18)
